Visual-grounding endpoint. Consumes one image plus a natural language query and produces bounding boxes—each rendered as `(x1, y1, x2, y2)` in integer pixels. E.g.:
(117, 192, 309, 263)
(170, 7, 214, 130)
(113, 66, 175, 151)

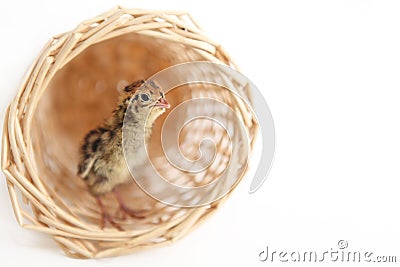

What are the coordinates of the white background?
(1, 0, 400, 266)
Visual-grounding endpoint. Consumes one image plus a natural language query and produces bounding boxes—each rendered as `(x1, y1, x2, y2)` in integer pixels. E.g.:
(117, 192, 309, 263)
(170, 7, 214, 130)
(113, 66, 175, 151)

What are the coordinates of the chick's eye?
(140, 93, 150, 102)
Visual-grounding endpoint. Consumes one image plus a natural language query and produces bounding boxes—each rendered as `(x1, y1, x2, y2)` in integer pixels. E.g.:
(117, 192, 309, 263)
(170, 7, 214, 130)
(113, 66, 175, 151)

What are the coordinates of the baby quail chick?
(78, 80, 170, 230)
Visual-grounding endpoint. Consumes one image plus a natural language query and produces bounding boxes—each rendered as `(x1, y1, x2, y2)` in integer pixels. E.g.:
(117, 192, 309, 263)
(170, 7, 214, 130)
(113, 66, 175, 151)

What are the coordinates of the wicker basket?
(1, 6, 257, 258)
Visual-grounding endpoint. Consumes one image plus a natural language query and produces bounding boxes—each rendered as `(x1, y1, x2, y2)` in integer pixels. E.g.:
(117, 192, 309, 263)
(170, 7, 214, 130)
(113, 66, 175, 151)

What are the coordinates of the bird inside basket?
(77, 79, 170, 230)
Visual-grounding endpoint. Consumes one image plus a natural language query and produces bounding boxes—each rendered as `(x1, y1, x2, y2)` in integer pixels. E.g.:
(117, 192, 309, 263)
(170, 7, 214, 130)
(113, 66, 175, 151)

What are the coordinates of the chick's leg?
(113, 187, 145, 219)
(96, 197, 123, 231)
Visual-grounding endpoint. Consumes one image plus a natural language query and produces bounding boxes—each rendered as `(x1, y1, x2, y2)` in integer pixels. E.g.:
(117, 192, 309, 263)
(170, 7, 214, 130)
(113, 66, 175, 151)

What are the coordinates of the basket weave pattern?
(1, 6, 257, 258)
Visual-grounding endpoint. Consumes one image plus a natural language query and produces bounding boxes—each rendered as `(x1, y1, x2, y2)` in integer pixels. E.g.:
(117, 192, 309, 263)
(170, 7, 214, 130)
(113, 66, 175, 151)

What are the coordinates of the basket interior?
(31, 33, 243, 233)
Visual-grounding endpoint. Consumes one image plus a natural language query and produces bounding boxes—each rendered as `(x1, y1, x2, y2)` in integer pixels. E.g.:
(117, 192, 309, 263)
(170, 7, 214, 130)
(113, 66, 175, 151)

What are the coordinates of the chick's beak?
(155, 97, 170, 109)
